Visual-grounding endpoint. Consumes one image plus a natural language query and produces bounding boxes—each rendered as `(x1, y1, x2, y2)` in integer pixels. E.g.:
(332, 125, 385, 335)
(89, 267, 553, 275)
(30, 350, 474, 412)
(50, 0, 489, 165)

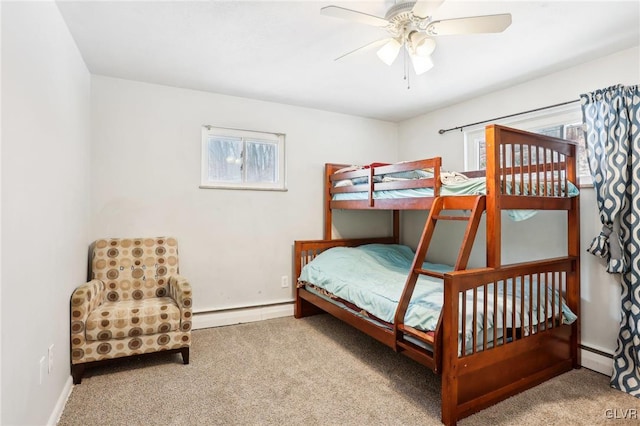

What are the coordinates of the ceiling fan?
(321, 0, 512, 75)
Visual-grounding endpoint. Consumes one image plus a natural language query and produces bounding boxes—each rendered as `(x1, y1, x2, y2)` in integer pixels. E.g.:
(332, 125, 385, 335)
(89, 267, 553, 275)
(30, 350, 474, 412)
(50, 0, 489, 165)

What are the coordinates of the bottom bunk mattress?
(298, 244, 577, 353)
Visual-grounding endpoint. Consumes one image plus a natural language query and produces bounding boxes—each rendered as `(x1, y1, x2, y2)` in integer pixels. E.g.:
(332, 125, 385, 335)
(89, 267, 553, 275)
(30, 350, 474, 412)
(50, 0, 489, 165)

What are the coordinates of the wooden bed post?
(441, 272, 459, 426)
(393, 210, 400, 244)
(567, 152, 581, 368)
(485, 125, 501, 268)
(324, 164, 333, 240)
(569, 198, 581, 368)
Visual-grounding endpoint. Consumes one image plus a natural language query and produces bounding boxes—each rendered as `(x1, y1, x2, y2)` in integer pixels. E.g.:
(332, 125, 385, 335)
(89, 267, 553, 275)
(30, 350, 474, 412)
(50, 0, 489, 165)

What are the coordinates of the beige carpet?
(58, 315, 639, 425)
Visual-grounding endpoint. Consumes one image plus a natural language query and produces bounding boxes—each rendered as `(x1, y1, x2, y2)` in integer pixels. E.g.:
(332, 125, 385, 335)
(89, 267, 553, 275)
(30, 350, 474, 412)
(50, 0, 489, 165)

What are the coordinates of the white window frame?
(463, 103, 592, 187)
(200, 126, 287, 191)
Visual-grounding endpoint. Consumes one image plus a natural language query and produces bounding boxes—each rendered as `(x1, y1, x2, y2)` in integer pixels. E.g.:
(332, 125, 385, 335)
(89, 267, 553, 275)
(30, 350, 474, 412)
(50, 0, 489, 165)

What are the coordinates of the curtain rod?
(438, 99, 580, 135)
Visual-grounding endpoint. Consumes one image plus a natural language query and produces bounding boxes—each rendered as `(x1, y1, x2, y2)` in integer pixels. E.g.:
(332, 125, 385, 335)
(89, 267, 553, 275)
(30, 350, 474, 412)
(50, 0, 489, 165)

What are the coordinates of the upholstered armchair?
(70, 237, 192, 384)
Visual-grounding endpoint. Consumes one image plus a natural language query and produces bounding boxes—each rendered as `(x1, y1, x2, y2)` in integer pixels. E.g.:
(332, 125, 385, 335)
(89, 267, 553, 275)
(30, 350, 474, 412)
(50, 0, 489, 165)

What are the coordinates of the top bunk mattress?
(332, 173, 579, 200)
(332, 172, 579, 220)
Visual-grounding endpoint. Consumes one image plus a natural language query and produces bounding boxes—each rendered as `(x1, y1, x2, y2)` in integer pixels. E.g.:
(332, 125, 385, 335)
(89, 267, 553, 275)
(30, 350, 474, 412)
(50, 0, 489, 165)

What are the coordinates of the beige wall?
(1, 2, 91, 424)
(89, 75, 399, 313)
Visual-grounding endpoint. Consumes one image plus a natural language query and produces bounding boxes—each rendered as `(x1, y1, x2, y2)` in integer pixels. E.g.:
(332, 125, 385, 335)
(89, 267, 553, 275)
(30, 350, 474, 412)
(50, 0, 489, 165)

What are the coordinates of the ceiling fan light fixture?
(410, 52, 434, 75)
(376, 38, 402, 65)
(409, 32, 436, 57)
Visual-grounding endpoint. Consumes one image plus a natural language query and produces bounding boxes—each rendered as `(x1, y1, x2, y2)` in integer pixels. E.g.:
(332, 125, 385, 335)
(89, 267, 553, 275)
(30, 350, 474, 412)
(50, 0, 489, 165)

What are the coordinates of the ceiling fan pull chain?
(404, 45, 411, 90)
(403, 55, 407, 83)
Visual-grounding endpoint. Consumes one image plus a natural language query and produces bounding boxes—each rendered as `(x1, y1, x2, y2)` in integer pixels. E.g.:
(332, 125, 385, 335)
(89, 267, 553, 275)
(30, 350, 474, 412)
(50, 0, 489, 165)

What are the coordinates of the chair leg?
(180, 347, 190, 364)
(72, 364, 85, 385)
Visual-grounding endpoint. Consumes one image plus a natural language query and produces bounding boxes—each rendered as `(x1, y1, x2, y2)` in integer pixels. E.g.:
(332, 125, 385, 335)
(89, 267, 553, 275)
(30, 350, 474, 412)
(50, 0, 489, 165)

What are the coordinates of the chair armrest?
(169, 275, 193, 332)
(70, 279, 105, 328)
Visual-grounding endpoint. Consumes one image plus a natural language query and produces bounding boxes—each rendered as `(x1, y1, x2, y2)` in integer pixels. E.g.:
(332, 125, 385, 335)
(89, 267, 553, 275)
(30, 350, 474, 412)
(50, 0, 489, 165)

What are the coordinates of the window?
(201, 126, 286, 191)
(463, 103, 591, 187)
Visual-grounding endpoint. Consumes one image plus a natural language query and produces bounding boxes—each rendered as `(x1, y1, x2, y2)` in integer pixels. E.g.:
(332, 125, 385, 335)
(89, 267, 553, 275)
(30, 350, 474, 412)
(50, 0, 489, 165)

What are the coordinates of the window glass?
(201, 126, 286, 191)
(207, 136, 243, 182)
(246, 140, 277, 183)
(463, 103, 591, 187)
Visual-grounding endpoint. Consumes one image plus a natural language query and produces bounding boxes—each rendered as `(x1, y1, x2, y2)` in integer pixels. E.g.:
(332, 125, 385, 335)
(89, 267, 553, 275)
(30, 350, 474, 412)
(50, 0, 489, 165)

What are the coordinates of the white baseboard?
(580, 347, 613, 376)
(48, 376, 73, 425)
(192, 302, 294, 330)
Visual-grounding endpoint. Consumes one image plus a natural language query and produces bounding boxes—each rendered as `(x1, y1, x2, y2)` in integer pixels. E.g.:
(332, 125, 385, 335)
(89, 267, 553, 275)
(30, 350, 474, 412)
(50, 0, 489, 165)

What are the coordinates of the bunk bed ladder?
(393, 195, 486, 365)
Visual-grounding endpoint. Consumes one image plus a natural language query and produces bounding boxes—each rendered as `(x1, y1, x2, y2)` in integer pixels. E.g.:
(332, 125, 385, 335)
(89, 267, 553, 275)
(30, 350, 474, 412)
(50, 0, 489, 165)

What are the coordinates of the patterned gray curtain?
(580, 84, 640, 396)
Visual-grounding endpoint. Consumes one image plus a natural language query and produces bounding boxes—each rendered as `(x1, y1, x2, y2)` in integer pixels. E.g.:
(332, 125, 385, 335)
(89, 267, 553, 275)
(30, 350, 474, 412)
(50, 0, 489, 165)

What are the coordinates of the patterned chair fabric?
(70, 237, 192, 384)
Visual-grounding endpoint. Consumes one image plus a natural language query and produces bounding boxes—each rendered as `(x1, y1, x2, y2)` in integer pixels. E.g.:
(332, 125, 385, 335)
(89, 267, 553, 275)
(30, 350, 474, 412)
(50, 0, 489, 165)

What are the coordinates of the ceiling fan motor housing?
(385, 1, 430, 36)
(384, 1, 416, 20)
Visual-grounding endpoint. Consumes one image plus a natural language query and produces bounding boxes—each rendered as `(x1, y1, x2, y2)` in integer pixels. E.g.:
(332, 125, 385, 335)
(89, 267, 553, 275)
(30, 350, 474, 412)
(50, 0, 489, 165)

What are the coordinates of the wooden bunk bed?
(293, 125, 581, 425)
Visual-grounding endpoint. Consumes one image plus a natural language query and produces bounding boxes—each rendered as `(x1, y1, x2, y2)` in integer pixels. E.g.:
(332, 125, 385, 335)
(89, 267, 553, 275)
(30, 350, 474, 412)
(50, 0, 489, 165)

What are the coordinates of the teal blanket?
(299, 244, 577, 348)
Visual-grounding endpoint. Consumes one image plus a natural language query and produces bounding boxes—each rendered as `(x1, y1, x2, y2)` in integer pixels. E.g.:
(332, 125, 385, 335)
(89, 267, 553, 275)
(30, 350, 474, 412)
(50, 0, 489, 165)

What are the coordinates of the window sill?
(199, 184, 288, 192)
(578, 177, 593, 188)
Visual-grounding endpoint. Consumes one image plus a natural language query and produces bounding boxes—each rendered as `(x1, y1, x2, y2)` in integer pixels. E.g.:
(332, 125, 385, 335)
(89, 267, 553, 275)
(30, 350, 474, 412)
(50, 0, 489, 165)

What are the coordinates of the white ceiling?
(56, 0, 640, 122)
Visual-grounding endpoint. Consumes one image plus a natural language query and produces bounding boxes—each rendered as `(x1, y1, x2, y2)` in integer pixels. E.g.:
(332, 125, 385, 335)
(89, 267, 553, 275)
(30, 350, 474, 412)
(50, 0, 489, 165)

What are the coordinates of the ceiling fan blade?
(334, 38, 391, 61)
(427, 14, 512, 35)
(321, 5, 389, 27)
(412, 0, 446, 19)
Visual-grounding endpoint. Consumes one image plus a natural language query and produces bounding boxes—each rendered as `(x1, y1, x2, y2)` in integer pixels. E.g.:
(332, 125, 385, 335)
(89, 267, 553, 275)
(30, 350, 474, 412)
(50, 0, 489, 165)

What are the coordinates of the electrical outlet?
(281, 275, 289, 288)
(39, 356, 46, 384)
(48, 344, 54, 374)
